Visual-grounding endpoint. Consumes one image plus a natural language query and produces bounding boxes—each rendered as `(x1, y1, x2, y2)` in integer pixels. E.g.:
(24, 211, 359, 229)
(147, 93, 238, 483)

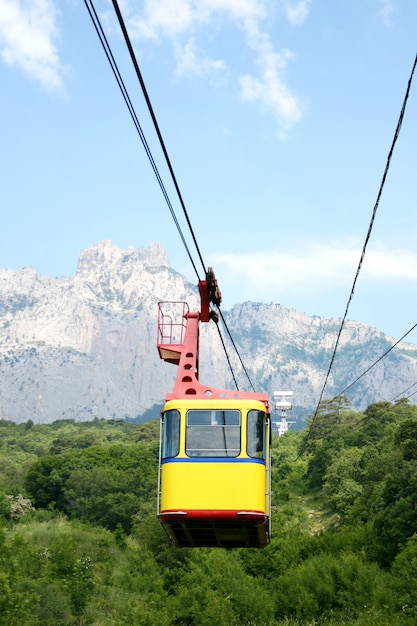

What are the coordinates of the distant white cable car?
(273, 391, 294, 436)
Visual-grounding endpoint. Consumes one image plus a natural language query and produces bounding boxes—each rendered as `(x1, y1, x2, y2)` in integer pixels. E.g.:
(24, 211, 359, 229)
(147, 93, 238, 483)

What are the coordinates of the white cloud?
(0, 0, 63, 91)
(174, 38, 226, 76)
(377, 0, 397, 27)
(361, 246, 417, 280)
(127, 0, 303, 133)
(239, 24, 302, 134)
(130, 0, 267, 39)
(201, 0, 267, 22)
(212, 241, 417, 300)
(129, 0, 196, 41)
(284, 0, 312, 27)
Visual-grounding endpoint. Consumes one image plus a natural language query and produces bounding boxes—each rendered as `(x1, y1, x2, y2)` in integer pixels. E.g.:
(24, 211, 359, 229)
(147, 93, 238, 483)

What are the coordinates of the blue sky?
(1, 0, 416, 341)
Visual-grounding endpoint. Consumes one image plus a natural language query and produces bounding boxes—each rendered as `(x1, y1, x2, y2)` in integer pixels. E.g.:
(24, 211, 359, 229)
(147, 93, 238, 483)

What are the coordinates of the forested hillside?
(1, 399, 417, 625)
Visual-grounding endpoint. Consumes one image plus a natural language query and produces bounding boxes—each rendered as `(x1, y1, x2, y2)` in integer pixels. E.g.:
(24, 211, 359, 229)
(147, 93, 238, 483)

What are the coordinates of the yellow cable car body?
(157, 273, 271, 548)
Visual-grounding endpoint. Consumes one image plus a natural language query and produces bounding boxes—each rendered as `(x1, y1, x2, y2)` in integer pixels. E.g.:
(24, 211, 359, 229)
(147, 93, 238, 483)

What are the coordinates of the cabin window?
(247, 410, 266, 459)
(186, 409, 240, 457)
(162, 409, 180, 458)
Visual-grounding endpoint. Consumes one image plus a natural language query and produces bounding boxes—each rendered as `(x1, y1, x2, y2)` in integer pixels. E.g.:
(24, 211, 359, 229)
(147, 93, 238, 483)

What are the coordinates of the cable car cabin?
(159, 397, 271, 548)
(157, 272, 271, 548)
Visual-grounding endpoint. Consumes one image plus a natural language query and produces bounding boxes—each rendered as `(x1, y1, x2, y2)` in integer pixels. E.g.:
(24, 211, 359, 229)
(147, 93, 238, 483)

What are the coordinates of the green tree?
(372, 460, 417, 565)
(391, 535, 417, 619)
(322, 446, 364, 514)
(274, 551, 392, 621)
(25, 443, 158, 531)
(172, 550, 274, 625)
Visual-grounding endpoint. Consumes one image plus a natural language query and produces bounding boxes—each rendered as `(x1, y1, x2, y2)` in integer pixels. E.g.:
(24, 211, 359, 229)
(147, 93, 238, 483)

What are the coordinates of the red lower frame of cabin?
(159, 509, 270, 548)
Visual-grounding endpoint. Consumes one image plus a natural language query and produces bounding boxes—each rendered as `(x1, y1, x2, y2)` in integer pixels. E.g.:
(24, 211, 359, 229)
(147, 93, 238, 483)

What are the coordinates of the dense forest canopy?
(1, 399, 417, 624)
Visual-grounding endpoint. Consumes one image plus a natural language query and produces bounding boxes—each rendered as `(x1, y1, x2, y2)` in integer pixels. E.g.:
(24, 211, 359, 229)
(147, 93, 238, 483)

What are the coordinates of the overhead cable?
(85, 0, 257, 393)
(83, 0, 201, 282)
(108, 0, 257, 392)
(391, 381, 417, 402)
(213, 322, 240, 390)
(300, 52, 417, 453)
(110, 0, 207, 278)
(336, 322, 417, 398)
(318, 52, 416, 406)
(217, 308, 256, 392)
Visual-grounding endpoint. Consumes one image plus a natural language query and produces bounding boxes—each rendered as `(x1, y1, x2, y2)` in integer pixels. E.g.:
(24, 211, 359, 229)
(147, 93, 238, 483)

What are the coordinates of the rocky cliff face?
(223, 301, 417, 417)
(1, 240, 416, 425)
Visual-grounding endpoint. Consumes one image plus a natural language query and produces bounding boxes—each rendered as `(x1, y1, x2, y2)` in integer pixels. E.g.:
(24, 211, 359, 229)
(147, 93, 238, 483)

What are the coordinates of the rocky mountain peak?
(1, 241, 417, 425)
(76, 240, 170, 279)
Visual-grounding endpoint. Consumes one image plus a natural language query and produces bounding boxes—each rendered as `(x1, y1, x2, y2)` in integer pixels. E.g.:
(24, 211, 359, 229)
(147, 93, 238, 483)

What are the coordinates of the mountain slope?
(1, 240, 416, 424)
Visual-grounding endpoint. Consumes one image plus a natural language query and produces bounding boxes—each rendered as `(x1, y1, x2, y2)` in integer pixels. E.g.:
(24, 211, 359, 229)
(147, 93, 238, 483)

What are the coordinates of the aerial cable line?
(217, 307, 256, 392)
(109, 0, 256, 392)
(317, 51, 417, 406)
(214, 322, 240, 390)
(84, 0, 200, 282)
(85, 0, 254, 392)
(300, 52, 417, 453)
(110, 0, 207, 279)
(391, 381, 417, 402)
(335, 322, 417, 398)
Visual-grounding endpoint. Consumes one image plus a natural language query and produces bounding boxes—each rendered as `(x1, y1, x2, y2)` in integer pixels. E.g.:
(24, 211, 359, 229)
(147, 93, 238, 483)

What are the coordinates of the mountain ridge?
(1, 240, 416, 426)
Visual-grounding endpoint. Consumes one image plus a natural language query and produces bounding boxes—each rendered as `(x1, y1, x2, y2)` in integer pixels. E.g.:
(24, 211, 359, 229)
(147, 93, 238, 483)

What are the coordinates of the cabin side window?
(186, 409, 240, 457)
(162, 409, 180, 458)
(247, 410, 266, 459)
